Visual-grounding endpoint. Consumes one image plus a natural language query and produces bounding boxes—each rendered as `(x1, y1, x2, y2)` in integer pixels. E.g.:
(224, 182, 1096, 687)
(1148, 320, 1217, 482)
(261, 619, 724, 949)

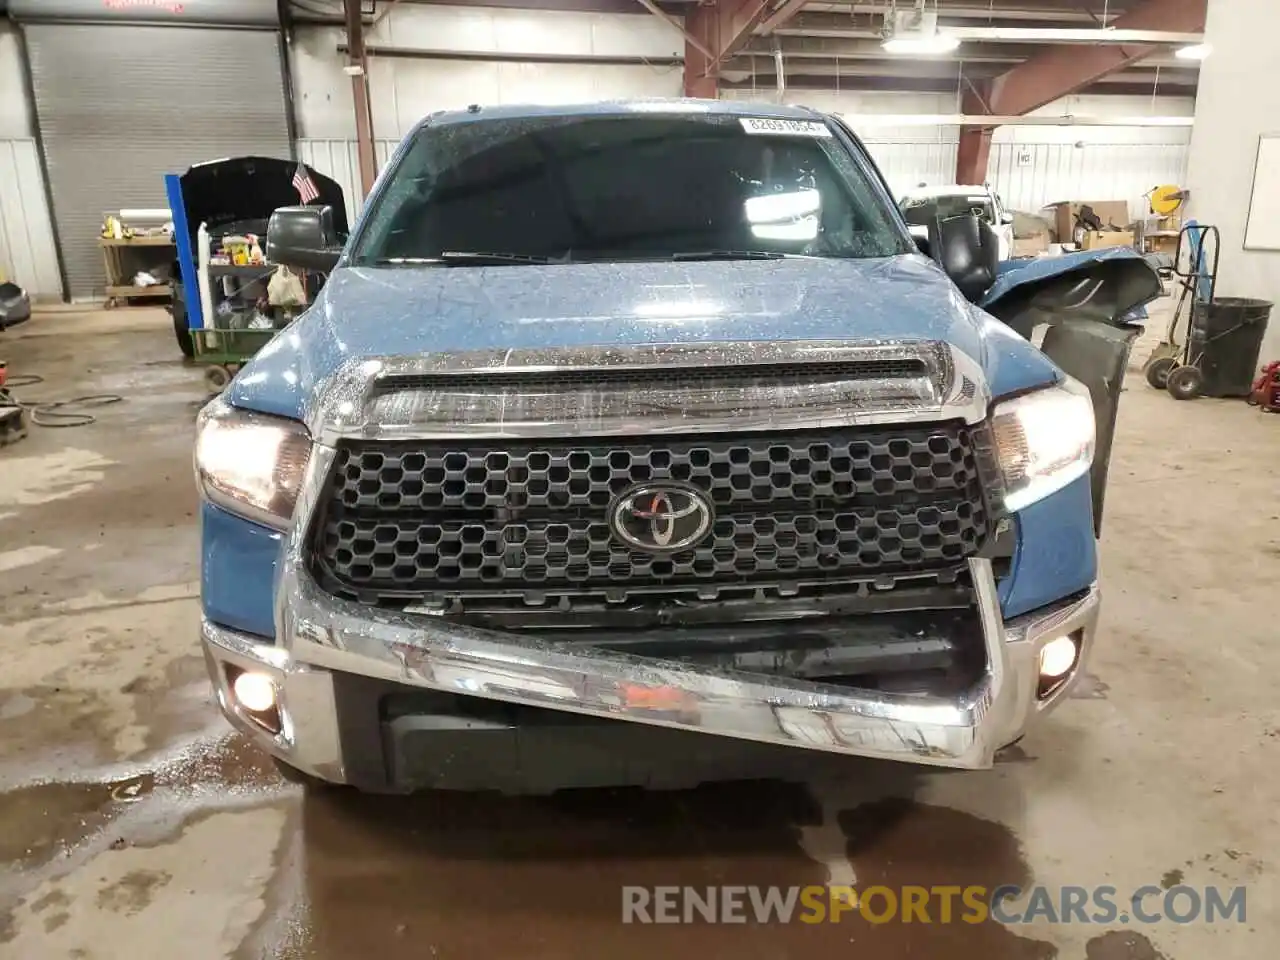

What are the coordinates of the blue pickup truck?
(194, 100, 1159, 793)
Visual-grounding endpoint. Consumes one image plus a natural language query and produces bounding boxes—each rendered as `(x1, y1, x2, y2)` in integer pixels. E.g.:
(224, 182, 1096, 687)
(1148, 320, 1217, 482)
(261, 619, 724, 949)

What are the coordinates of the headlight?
(194, 397, 313, 529)
(991, 377, 1095, 512)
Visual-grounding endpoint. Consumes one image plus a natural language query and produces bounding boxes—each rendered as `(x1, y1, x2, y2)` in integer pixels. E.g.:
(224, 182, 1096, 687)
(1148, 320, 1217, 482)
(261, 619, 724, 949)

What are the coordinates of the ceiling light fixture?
(1175, 43, 1212, 60)
(880, 5, 960, 56)
(881, 33, 961, 55)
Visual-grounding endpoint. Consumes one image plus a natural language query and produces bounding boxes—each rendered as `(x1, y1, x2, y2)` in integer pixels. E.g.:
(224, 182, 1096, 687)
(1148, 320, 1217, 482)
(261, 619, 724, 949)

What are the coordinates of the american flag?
(292, 163, 320, 204)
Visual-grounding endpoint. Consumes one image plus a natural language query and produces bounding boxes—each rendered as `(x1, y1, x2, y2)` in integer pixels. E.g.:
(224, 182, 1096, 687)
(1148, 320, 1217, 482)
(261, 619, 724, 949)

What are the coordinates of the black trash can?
(1188, 297, 1273, 397)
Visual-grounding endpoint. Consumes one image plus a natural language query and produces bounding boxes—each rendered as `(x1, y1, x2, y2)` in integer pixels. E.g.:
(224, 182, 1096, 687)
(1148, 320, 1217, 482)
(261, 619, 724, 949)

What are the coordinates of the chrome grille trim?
(308, 340, 990, 443)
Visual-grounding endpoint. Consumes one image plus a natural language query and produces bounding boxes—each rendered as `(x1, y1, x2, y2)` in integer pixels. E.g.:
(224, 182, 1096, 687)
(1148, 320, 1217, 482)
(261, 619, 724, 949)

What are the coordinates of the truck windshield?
(350, 113, 911, 265)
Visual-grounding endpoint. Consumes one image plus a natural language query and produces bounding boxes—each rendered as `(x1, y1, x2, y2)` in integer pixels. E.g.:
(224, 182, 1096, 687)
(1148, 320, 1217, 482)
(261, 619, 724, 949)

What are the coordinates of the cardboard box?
(1012, 235, 1050, 257)
(1047, 200, 1132, 242)
(1081, 229, 1135, 251)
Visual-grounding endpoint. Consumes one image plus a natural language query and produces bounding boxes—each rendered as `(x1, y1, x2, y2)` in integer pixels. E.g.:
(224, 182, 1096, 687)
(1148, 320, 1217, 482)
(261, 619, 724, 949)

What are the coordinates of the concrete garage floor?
(0, 303, 1276, 960)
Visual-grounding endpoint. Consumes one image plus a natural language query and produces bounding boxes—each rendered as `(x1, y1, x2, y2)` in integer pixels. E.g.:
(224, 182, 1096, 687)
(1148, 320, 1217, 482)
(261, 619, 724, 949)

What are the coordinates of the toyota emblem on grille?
(610, 483, 714, 554)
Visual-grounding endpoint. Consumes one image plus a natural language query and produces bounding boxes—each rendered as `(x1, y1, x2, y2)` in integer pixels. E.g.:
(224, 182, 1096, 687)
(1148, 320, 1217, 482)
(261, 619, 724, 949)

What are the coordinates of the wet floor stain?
(2, 806, 286, 958)
(230, 783, 1067, 960)
(1084, 930, 1170, 960)
(1069, 672, 1110, 699)
(995, 741, 1038, 764)
(93, 868, 172, 915)
(0, 774, 152, 867)
(254, 780, 836, 960)
(837, 798, 1056, 959)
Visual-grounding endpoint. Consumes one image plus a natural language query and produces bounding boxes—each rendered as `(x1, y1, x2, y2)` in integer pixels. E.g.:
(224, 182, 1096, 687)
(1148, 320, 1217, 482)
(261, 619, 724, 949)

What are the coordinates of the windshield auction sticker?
(739, 118, 833, 137)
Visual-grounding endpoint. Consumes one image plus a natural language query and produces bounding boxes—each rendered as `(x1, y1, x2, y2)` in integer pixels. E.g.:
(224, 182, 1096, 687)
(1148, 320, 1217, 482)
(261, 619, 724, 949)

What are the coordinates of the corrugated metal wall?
(0, 138, 61, 298)
(865, 139, 1188, 218)
(860, 140, 961, 200)
(25, 23, 292, 299)
(985, 141, 1190, 221)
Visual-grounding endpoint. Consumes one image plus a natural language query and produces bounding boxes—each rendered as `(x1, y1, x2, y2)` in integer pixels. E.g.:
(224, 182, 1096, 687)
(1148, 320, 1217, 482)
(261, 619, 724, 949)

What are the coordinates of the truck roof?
(414, 98, 826, 132)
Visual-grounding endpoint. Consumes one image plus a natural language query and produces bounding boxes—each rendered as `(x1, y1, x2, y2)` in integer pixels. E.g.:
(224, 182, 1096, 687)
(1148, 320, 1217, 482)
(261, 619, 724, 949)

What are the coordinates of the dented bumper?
(201, 556, 1099, 789)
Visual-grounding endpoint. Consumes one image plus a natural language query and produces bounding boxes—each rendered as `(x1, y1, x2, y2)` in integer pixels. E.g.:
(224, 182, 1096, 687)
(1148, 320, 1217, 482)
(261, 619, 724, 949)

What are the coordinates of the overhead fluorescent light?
(881, 9, 960, 56)
(881, 33, 961, 55)
(1175, 43, 1212, 60)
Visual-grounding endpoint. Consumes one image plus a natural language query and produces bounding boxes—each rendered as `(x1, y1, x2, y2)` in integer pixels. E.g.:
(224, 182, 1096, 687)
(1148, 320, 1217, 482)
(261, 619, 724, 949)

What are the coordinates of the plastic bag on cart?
(267, 266, 307, 308)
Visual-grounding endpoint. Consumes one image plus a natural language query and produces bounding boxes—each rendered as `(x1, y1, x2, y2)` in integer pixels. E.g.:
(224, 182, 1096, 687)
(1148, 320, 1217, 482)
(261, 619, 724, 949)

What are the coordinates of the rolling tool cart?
(164, 157, 348, 393)
(1144, 223, 1273, 401)
(1142, 222, 1215, 392)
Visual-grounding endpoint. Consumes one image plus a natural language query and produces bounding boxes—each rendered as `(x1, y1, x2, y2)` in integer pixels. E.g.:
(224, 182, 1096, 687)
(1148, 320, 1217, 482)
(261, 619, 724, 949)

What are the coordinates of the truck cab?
(194, 100, 1159, 793)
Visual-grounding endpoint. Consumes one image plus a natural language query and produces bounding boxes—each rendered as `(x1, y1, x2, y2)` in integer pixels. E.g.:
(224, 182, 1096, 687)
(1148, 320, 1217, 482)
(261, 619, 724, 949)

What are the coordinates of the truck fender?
(978, 248, 1162, 535)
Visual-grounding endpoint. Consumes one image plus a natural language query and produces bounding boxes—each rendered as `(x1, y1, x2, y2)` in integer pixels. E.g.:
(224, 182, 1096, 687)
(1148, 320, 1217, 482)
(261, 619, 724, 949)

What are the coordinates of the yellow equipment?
(1149, 184, 1188, 216)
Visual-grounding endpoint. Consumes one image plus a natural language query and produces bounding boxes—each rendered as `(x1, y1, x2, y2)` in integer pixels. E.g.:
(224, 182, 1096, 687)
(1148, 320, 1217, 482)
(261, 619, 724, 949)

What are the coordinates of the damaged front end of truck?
(194, 102, 1161, 793)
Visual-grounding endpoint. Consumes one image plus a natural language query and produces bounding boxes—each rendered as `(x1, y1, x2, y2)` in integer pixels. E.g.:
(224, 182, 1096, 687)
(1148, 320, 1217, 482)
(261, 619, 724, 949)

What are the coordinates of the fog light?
(232, 670, 277, 713)
(1039, 635, 1079, 680)
(1036, 634, 1081, 701)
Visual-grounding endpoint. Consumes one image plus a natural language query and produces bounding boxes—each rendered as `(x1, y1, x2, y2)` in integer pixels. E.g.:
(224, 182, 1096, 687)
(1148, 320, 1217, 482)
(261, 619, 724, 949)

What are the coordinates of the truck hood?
(179, 156, 348, 238)
(230, 254, 1062, 421)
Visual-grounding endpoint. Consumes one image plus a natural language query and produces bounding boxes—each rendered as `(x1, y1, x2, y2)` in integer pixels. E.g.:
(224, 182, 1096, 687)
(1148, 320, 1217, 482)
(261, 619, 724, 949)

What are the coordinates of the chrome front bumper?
(202, 556, 1100, 786)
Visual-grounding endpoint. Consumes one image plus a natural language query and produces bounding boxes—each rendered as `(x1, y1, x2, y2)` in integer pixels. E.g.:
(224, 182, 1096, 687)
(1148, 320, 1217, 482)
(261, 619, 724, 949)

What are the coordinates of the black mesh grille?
(308, 423, 1001, 605)
(377, 359, 927, 393)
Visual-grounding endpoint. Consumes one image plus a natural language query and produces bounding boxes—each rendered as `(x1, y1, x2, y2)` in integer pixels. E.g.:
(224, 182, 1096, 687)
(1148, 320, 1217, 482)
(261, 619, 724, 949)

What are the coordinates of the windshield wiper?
(368, 252, 556, 267)
(670, 250, 793, 262)
(440, 251, 556, 265)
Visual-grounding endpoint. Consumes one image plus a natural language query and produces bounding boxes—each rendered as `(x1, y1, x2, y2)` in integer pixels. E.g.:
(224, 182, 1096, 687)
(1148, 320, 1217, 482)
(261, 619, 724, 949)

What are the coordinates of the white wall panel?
(860, 141, 960, 200)
(0, 23, 33, 139)
(365, 2, 679, 58)
(289, 4, 682, 141)
(991, 95, 1195, 146)
(0, 139, 62, 298)
(988, 141, 1189, 220)
(1186, 0, 1280, 359)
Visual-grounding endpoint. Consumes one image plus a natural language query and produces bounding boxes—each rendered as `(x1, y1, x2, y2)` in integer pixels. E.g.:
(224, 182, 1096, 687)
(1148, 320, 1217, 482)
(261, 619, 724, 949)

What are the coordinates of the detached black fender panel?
(979, 248, 1162, 535)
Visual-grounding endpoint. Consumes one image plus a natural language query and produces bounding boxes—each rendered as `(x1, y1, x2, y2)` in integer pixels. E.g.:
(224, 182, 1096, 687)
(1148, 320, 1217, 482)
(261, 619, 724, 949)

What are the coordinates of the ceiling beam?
(683, 0, 814, 95)
(947, 25, 1201, 43)
(983, 0, 1207, 116)
(736, 35, 1196, 68)
(776, 16, 1201, 43)
(632, 0, 718, 60)
(955, 0, 1205, 181)
(718, 74, 1197, 97)
(726, 55, 1197, 88)
(713, 0, 787, 67)
(758, 0, 811, 35)
(799, 1, 1136, 22)
(683, 3, 722, 97)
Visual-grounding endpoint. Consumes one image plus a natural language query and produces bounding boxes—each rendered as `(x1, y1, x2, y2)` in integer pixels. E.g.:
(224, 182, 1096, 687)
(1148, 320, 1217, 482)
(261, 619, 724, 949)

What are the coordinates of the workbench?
(99, 235, 175, 307)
